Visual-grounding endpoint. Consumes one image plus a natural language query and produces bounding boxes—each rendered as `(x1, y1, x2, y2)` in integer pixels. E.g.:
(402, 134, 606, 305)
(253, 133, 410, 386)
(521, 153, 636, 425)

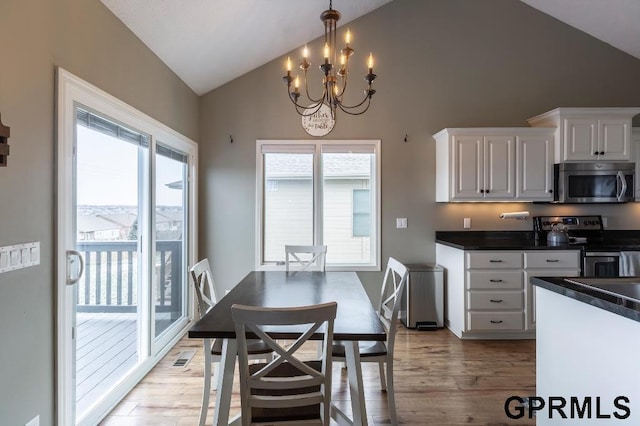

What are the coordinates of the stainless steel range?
(533, 215, 640, 277)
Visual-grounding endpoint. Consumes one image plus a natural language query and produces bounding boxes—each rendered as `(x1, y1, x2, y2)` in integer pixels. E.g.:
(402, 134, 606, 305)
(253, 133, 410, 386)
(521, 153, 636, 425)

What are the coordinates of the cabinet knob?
(485, 189, 490, 194)
(600, 151, 605, 155)
(593, 151, 599, 156)
(479, 189, 484, 193)
(548, 189, 553, 193)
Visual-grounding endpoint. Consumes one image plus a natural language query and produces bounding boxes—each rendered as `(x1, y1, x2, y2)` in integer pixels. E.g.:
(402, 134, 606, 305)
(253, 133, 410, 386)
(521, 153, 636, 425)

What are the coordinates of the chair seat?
(331, 340, 388, 358)
(249, 361, 323, 423)
(211, 338, 273, 356)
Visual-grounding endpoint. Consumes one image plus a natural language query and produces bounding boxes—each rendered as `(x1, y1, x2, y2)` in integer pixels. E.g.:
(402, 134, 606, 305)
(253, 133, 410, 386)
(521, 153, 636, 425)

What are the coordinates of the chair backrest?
(232, 302, 337, 426)
(190, 258, 218, 319)
(378, 257, 409, 356)
(285, 245, 327, 272)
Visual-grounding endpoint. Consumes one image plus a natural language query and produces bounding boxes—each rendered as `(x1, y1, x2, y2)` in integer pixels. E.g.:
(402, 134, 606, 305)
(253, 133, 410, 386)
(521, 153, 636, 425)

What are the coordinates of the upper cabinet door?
(516, 134, 553, 201)
(484, 135, 515, 199)
(563, 118, 597, 161)
(452, 135, 483, 199)
(599, 118, 631, 160)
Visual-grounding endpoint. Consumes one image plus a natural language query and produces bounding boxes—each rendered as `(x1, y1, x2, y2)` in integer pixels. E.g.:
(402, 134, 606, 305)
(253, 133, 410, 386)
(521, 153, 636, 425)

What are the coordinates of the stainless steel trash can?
(400, 263, 444, 330)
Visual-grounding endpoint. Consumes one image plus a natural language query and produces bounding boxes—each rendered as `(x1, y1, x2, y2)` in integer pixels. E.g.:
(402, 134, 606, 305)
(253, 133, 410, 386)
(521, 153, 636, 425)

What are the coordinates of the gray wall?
(0, 0, 198, 424)
(198, 0, 640, 302)
(3, 0, 640, 424)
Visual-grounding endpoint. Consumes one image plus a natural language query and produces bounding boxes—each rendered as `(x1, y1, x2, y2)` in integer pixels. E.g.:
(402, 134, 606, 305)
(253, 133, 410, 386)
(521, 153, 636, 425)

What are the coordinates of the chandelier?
(282, 0, 377, 119)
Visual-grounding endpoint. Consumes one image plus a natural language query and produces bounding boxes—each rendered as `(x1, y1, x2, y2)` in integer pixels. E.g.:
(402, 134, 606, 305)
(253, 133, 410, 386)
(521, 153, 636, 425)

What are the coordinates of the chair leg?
(386, 358, 398, 425)
(378, 360, 387, 391)
(211, 361, 218, 391)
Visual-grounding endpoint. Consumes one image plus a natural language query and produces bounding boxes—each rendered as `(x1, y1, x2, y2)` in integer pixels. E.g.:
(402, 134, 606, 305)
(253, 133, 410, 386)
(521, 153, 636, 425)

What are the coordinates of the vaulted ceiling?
(101, 0, 640, 96)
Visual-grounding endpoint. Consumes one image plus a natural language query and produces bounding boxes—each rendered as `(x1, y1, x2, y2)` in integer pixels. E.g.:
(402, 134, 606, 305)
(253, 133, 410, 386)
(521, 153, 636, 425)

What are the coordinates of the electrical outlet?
(25, 415, 39, 426)
(463, 218, 471, 229)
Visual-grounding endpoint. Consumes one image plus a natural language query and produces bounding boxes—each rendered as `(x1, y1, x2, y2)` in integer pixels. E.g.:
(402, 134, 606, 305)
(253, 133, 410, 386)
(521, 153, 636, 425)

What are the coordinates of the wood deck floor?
(76, 312, 176, 417)
(101, 327, 536, 425)
(76, 313, 138, 417)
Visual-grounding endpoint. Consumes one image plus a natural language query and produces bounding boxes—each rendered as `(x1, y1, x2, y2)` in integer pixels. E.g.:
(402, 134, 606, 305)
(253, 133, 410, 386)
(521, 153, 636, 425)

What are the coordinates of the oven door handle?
(616, 171, 627, 202)
(584, 252, 621, 257)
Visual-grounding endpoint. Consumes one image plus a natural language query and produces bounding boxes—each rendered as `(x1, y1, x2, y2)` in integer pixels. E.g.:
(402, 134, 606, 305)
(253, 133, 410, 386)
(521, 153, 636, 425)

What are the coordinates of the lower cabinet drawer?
(467, 311, 524, 331)
(467, 271, 523, 290)
(467, 291, 523, 310)
(525, 251, 580, 269)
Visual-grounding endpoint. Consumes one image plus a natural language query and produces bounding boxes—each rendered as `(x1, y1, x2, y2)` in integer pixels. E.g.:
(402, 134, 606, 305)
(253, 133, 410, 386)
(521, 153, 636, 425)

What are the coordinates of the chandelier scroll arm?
(336, 96, 372, 116)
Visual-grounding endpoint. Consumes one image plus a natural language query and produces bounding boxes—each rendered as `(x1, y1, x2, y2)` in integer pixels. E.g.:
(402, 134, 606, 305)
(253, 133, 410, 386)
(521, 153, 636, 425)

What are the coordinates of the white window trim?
(255, 139, 381, 272)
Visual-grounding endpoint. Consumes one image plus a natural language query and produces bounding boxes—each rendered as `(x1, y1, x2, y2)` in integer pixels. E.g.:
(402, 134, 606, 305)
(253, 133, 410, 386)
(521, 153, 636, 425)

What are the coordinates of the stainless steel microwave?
(554, 162, 635, 203)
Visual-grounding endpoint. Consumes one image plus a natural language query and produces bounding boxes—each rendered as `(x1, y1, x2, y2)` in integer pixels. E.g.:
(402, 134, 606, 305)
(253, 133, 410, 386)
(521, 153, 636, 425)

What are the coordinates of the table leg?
(213, 338, 237, 426)
(198, 338, 212, 426)
(344, 340, 368, 426)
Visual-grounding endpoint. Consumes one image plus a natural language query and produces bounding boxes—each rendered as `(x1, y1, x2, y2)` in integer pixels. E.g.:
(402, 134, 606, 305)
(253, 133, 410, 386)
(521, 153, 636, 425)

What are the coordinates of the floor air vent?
(172, 350, 195, 367)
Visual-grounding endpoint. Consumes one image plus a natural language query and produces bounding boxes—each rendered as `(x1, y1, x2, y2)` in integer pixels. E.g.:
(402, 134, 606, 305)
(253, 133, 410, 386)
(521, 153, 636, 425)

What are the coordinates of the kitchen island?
(532, 277, 640, 425)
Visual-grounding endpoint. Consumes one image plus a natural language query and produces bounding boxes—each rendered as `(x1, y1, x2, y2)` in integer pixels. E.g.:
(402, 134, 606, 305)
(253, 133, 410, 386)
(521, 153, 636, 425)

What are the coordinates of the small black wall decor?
(0, 114, 10, 167)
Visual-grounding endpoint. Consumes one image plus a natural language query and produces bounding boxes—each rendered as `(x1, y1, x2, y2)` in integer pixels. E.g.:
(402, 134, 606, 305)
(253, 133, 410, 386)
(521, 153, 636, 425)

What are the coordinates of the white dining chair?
(332, 256, 409, 425)
(285, 245, 327, 271)
(231, 301, 337, 426)
(190, 258, 273, 426)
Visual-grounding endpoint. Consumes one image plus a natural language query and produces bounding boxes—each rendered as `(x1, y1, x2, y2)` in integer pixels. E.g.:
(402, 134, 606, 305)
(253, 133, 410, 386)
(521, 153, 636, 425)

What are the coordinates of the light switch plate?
(0, 241, 40, 274)
(396, 218, 407, 229)
(464, 218, 471, 229)
(0, 252, 8, 269)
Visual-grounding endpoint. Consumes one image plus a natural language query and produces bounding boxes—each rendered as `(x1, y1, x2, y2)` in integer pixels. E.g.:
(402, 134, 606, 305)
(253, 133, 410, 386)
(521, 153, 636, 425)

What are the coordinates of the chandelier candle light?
(283, 0, 377, 120)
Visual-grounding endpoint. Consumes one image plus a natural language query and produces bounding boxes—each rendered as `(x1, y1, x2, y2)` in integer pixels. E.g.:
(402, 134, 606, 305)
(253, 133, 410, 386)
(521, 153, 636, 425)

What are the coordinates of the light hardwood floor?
(101, 327, 535, 425)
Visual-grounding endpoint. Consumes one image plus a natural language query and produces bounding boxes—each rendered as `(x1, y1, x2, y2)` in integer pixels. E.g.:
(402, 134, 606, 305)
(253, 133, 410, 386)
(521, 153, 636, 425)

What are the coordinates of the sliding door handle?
(66, 250, 84, 286)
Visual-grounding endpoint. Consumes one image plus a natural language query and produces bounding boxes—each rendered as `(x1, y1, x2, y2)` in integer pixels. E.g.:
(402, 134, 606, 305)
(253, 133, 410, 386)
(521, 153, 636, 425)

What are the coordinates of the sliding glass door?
(74, 111, 147, 419)
(56, 68, 197, 426)
(154, 143, 189, 339)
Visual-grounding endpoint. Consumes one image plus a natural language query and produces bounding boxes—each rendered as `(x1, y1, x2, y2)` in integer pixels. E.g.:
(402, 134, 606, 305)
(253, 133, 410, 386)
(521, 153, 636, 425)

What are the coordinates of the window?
(257, 140, 380, 270)
(352, 189, 370, 237)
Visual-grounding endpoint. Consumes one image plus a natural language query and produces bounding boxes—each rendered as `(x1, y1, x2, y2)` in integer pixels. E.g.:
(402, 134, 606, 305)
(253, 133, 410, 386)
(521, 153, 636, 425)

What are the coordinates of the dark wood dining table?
(189, 271, 386, 426)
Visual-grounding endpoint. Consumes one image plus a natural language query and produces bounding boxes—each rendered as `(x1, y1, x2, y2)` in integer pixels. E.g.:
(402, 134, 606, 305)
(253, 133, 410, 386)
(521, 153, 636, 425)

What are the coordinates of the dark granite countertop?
(531, 276, 640, 323)
(435, 231, 579, 250)
(435, 230, 640, 251)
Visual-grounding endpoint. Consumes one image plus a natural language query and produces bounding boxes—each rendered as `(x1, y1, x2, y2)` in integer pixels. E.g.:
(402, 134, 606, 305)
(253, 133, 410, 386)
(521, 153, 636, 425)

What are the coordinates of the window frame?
(255, 139, 381, 271)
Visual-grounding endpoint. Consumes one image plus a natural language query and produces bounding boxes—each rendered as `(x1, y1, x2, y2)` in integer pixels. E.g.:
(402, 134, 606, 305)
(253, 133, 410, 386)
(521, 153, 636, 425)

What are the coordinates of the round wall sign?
(301, 103, 335, 137)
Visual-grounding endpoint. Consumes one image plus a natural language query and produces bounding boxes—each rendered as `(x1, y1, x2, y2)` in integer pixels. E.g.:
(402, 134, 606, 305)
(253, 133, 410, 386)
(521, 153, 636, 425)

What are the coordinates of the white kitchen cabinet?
(450, 134, 513, 200)
(536, 286, 640, 426)
(436, 244, 528, 339)
(528, 107, 640, 162)
(435, 128, 553, 202)
(634, 128, 640, 199)
(523, 251, 580, 331)
(436, 243, 580, 339)
(516, 133, 554, 201)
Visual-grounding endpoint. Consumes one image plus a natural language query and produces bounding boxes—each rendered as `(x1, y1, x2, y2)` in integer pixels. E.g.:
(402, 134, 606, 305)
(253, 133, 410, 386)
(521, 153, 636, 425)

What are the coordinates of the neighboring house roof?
(77, 215, 124, 233)
(77, 205, 183, 234)
(98, 213, 137, 228)
(156, 209, 183, 223)
(266, 154, 371, 179)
